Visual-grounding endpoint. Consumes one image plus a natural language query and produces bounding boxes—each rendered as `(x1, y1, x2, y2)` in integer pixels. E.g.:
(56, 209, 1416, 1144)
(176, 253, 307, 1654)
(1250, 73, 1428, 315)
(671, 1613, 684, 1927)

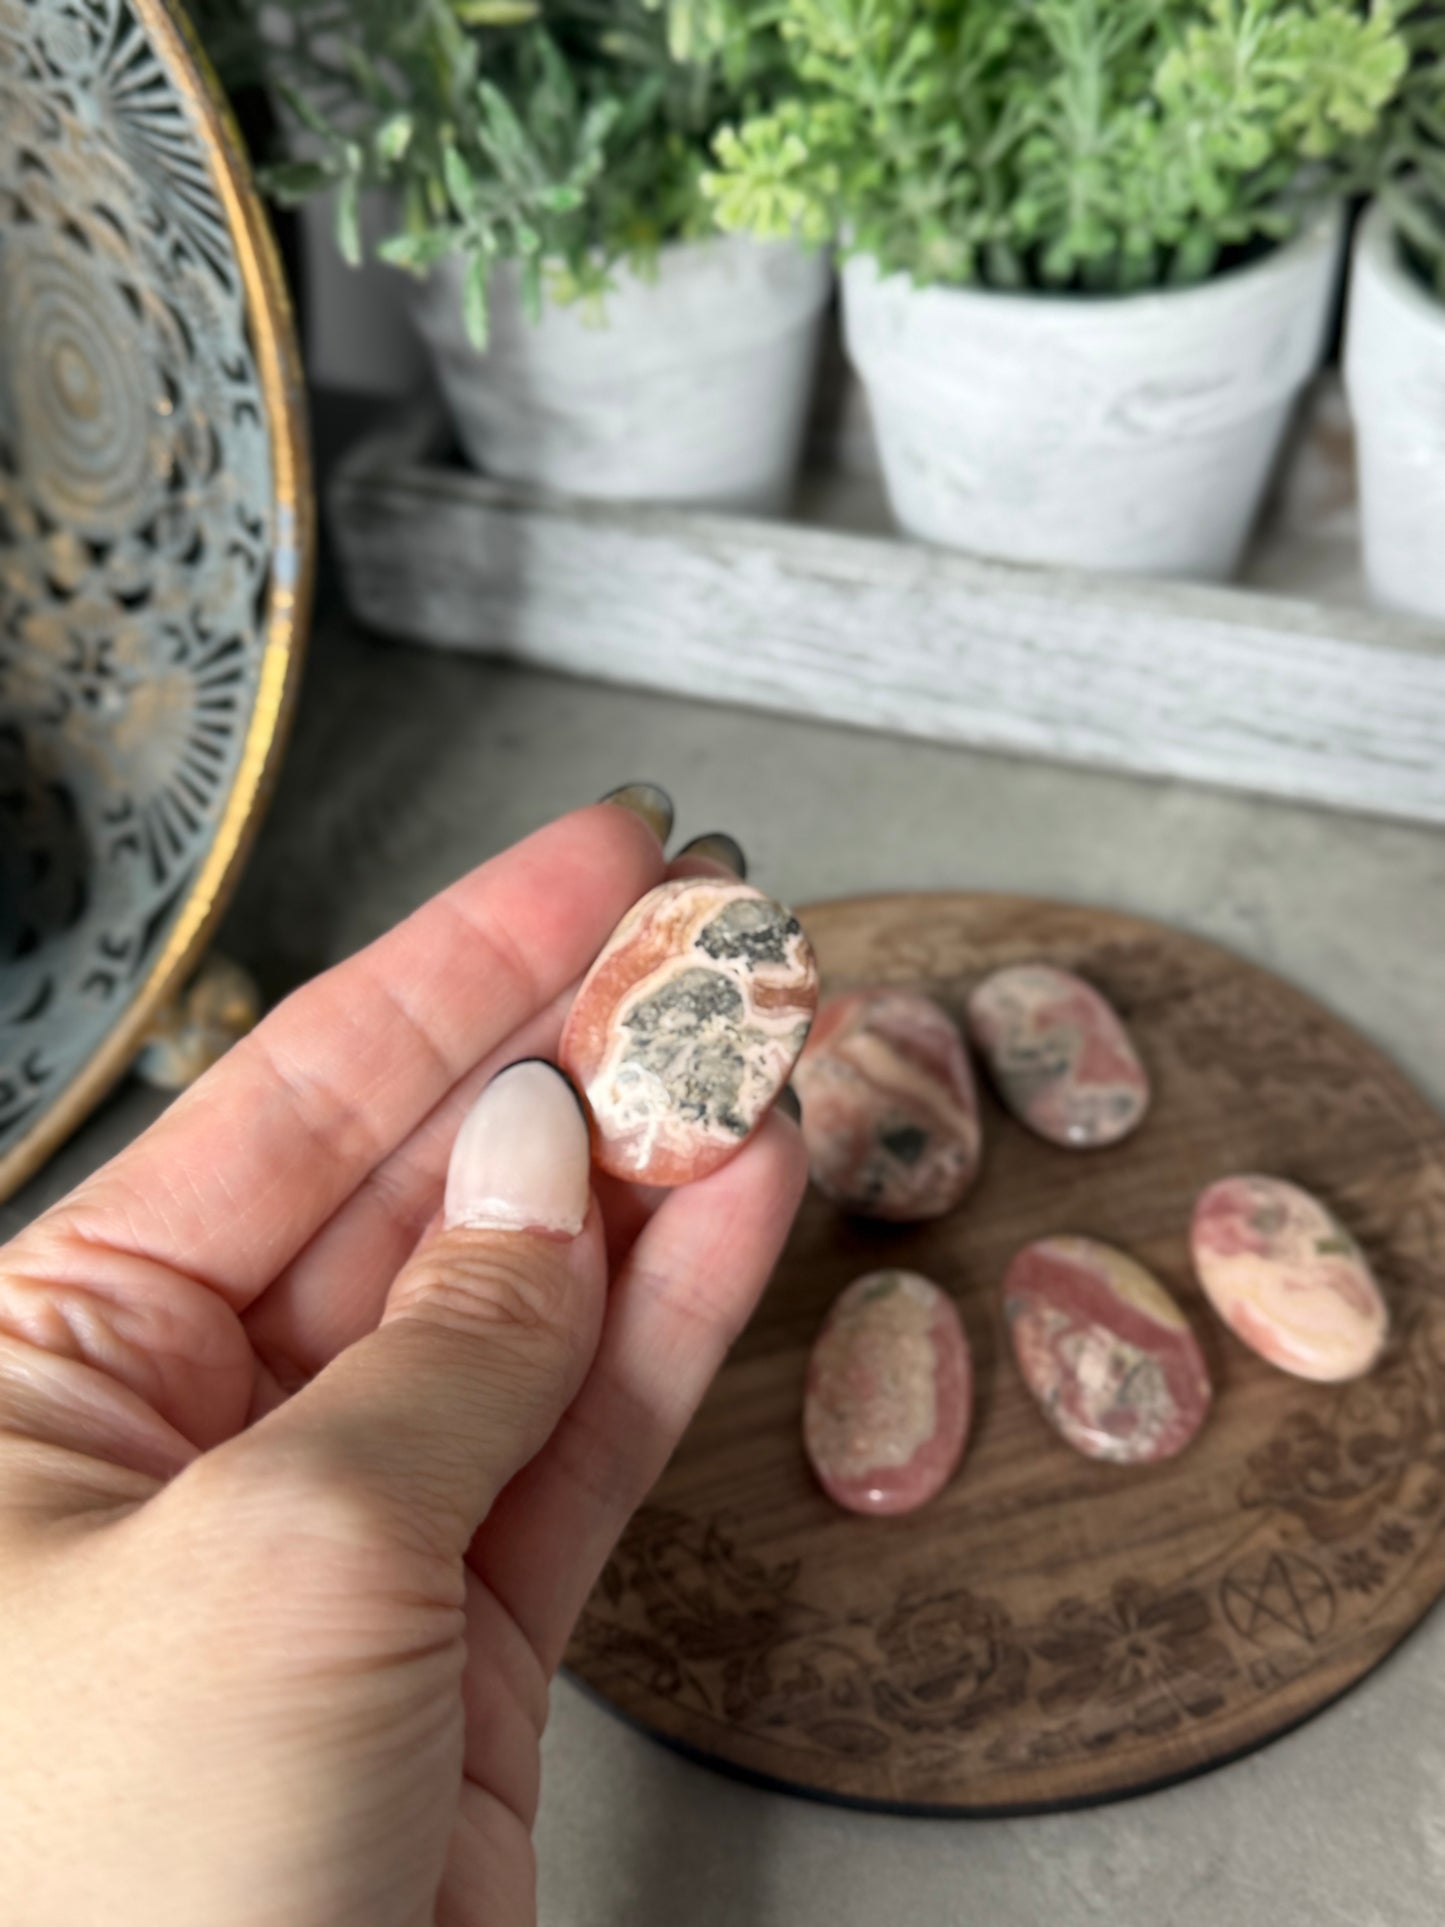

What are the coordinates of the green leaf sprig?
(704, 0, 1408, 294)
(198, 0, 790, 341)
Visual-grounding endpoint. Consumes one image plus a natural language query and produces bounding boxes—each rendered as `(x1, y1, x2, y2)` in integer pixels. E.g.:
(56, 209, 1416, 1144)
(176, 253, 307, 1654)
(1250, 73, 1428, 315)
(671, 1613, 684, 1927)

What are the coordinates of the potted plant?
(220, 0, 833, 509)
(706, 0, 1407, 578)
(1344, 5, 1445, 617)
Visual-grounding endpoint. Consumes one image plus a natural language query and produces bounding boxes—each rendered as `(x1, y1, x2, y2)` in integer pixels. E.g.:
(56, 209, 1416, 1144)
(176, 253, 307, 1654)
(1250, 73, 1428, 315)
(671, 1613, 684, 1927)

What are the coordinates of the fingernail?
(599, 782, 674, 843)
(674, 832, 747, 879)
(444, 1060, 592, 1238)
(775, 1084, 802, 1125)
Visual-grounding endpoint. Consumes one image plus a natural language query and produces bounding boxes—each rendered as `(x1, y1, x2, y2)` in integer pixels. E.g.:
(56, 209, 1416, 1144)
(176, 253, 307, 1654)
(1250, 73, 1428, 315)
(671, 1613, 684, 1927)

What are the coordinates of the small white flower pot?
(841, 208, 1345, 579)
(1343, 202, 1445, 620)
(410, 236, 832, 511)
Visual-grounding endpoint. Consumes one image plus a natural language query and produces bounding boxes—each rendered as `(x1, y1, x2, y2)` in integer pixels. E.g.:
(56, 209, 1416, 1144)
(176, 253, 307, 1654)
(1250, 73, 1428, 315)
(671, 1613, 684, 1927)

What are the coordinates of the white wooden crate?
(329, 387, 1445, 830)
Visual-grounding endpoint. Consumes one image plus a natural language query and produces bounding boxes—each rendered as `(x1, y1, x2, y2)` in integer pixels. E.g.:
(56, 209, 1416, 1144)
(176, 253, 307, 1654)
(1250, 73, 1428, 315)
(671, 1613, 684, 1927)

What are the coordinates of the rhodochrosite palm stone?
(1191, 1175, 1388, 1382)
(967, 963, 1150, 1148)
(1003, 1236, 1212, 1465)
(804, 1270, 972, 1516)
(792, 987, 982, 1220)
(559, 877, 818, 1186)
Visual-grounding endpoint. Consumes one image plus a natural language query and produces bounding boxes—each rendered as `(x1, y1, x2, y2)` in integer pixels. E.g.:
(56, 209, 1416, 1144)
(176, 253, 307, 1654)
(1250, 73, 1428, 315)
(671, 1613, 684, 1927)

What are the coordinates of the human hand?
(0, 801, 807, 1926)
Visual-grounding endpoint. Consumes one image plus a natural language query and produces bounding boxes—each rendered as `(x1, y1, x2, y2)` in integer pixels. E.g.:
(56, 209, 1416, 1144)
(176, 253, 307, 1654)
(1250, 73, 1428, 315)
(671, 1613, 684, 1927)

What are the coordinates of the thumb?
(237, 1060, 603, 1561)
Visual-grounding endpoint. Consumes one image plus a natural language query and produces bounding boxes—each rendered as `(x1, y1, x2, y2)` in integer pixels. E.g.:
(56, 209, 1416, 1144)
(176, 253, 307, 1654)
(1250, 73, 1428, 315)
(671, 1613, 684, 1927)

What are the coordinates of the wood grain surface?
(564, 893, 1445, 1812)
(329, 403, 1445, 830)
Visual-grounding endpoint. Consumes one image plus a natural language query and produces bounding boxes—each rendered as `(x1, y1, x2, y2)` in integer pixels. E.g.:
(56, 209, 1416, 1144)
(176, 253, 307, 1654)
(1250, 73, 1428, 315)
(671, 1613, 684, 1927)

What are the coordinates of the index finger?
(34, 804, 665, 1309)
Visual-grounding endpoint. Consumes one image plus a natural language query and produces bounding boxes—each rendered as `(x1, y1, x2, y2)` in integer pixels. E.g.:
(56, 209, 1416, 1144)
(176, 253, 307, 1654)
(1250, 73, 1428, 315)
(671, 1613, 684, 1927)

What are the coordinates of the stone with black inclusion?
(559, 876, 819, 1185)
(792, 987, 982, 1220)
(621, 967, 750, 1136)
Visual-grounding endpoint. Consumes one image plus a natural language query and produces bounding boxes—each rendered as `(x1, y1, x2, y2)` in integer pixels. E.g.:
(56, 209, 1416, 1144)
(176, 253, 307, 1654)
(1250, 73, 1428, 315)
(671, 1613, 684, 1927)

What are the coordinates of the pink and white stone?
(967, 963, 1149, 1148)
(559, 876, 818, 1186)
(1003, 1236, 1211, 1464)
(803, 1270, 972, 1515)
(1191, 1175, 1388, 1382)
(792, 987, 982, 1220)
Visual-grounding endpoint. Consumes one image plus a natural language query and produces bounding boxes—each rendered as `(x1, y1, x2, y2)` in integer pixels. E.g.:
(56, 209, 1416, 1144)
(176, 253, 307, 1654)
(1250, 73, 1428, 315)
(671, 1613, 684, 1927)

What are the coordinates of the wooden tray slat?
(330, 404, 1445, 830)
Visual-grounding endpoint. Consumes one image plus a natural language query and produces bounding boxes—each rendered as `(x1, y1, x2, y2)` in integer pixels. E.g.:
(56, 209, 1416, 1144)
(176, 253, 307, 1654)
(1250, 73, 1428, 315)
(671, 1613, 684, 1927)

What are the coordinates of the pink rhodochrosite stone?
(1004, 1236, 1211, 1464)
(792, 987, 982, 1220)
(558, 877, 818, 1186)
(803, 1270, 972, 1516)
(1191, 1175, 1388, 1382)
(967, 963, 1149, 1148)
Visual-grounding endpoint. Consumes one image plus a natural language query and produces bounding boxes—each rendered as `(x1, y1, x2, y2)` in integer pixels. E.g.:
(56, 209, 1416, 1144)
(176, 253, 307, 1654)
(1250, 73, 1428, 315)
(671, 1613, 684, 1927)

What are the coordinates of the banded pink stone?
(1191, 1174, 1388, 1382)
(1003, 1236, 1211, 1464)
(559, 876, 818, 1186)
(803, 1270, 972, 1516)
(792, 987, 981, 1220)
(967, 963, 1149, 1148)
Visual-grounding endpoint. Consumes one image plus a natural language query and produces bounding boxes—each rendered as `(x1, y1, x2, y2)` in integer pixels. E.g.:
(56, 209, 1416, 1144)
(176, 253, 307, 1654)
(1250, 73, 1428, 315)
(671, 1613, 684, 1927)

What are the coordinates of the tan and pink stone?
(792, 987, 982, 1220)
(1003, 1236, 1211, 1464)
(1191, 1175, 1388, 1382)
(803, 1270, 972, 1515)
(559, 877, 818, 1186)
(967, 963, 1149, 1148)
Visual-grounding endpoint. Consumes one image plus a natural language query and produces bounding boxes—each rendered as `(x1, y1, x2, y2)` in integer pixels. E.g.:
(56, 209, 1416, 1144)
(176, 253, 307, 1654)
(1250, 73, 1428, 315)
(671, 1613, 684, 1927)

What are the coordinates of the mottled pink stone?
(804, 1270, 972, 1515)
(1004, 1236, 1211, 1464)
(1191, 1175, 1388, 1382)
(967, 963, 1149, 1148)
(792, 987, 981, 1220)
(558, 877, 818, 1186)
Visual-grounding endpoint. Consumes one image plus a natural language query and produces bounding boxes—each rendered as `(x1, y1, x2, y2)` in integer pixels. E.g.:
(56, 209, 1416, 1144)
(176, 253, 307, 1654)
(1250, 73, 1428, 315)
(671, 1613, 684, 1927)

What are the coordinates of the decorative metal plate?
(0, 0, 310, 1195)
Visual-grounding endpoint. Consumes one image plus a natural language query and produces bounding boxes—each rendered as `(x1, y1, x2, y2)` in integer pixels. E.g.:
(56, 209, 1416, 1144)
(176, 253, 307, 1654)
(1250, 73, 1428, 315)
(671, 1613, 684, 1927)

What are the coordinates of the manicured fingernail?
(444, 1060, 591, 1237)
(599, 782, 674, 843)
(775, 1084, 802, 1125)
(674, 832, 747, 879)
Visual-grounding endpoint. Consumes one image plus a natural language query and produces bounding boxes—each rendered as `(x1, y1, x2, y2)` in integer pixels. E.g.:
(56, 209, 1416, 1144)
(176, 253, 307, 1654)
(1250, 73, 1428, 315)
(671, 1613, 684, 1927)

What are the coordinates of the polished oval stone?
(966, 963, 1149, 1148)
(559, 877, 818, 1186)
(1003, 1237, 1211, 1464)
(1191, 1175, 1388, 1382)
(804, 1270, 972, 1515)
(792, 987, 981, 1220)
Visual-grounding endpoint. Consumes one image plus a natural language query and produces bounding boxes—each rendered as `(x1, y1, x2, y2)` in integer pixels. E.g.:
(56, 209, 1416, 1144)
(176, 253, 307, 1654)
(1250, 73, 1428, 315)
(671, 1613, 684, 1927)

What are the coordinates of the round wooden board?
(565, 894, 1445, 1813)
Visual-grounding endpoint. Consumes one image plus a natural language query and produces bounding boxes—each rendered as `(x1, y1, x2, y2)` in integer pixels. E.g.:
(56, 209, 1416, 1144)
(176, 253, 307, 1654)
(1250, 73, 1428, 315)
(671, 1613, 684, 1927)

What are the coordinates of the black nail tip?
(598, 782, 674, 843)
(676, 832, 747, 879)
(495, 1056, 590, 1121)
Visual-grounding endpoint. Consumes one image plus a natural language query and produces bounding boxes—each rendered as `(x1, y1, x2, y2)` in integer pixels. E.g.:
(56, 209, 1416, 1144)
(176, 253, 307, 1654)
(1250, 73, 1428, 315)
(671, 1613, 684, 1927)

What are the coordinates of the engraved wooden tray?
(566, 893, 1445, 1812)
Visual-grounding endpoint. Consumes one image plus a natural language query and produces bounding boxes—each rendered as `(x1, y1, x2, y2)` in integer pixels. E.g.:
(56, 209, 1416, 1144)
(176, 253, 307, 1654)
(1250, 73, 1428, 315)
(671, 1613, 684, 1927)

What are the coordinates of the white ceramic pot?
(410, 236, 832, 510)
(841, 209, 1344, 579)
(1344, 202, 1445, 620)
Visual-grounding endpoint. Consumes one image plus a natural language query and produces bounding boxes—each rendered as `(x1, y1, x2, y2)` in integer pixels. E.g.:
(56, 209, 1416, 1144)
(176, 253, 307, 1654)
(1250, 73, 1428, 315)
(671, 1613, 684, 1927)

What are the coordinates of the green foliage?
(704, 0, 1409, 293)
(1359, 3, 1445, 297)
(199, 0, 786, 340)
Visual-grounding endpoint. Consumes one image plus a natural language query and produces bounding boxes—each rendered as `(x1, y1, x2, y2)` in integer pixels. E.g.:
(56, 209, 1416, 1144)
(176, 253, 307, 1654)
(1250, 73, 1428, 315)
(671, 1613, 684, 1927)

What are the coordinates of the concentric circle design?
(3, 232, 160, 532)
(0, 0, 310, 1190)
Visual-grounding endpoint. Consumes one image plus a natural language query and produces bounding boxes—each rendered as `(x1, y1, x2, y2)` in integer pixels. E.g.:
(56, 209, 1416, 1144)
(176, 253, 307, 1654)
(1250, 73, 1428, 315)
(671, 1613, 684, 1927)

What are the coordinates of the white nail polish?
(444, 1060, 591, 1237)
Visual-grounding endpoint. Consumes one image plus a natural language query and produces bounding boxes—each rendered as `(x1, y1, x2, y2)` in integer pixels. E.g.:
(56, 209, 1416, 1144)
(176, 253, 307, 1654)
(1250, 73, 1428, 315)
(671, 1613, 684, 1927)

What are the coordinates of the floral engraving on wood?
(870, 1589, 1028, 1735)
(1033, 1580, 1235, 1731)
(1238, 1306, 1445, 1544)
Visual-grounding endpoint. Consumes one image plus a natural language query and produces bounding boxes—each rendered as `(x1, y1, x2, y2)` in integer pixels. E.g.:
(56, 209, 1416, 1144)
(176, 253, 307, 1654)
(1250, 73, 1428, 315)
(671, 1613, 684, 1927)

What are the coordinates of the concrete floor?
(9, 606, 1445, 1925)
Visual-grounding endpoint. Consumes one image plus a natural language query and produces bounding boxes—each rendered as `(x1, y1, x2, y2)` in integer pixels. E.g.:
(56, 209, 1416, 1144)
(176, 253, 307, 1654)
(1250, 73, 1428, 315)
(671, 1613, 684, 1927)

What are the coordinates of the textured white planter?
(1344, 203, 1445, 620)
(409, 236, 832, 510)
(841, 209, 1344, 579)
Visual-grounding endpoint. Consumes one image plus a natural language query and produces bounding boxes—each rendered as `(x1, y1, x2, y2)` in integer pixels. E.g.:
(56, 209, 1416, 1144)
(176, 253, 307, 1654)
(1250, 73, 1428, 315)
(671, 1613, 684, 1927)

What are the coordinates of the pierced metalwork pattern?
(0, 0, 300, 1167)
